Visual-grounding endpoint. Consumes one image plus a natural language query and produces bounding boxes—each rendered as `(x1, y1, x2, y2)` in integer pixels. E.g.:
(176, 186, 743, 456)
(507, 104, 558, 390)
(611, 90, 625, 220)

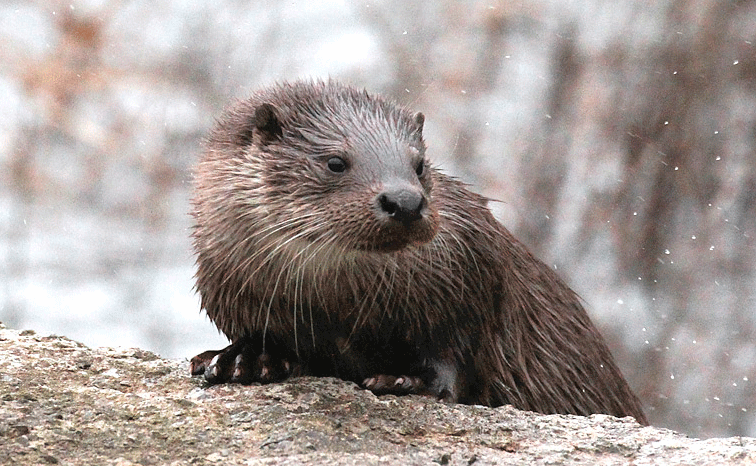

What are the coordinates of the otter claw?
(190, 349, 222, 375)
(189, 337, 298, 385)
(363, 374, 424, 395)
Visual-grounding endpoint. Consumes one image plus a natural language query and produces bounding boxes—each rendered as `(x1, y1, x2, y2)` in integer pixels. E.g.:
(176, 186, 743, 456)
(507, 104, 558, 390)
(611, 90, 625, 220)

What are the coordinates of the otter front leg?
(363, 357, 461, 403)
(189, 336, 299, 385)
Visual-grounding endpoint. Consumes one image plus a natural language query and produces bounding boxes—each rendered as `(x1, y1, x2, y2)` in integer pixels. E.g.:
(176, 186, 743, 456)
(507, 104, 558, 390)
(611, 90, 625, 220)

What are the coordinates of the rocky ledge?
(1, 324, 754, 465)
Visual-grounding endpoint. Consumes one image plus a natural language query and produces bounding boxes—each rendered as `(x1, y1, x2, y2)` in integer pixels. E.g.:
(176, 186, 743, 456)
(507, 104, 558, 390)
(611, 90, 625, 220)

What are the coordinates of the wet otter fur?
(189, 80, 647, 424)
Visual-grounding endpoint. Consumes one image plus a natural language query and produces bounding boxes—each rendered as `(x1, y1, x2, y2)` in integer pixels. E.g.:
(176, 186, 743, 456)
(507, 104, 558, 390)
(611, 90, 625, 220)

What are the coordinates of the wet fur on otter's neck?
(191, 80, 647, 424)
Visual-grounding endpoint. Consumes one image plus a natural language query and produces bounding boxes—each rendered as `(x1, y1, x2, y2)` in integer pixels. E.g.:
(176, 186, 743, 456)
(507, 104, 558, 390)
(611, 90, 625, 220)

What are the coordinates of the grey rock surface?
(1, 323, 754, 465)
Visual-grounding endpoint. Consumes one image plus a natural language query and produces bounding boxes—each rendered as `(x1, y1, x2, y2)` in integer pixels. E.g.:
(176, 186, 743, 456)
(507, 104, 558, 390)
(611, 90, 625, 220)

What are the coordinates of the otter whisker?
(217, 213, 321, 293)
(227, 214, 322, 301)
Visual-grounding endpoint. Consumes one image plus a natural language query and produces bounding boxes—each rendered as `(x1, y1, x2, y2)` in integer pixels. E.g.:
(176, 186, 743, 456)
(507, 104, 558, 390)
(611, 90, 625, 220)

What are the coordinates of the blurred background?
(1, 0, 755, 439)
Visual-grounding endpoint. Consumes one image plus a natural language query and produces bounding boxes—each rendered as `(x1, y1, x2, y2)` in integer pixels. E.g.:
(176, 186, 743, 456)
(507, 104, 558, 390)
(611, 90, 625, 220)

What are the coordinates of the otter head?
(242, 81, 440, 255)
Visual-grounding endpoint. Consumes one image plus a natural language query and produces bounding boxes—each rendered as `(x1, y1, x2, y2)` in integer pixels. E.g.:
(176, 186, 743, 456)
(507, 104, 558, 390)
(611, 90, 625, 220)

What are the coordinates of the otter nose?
(378, 188, 426, 223)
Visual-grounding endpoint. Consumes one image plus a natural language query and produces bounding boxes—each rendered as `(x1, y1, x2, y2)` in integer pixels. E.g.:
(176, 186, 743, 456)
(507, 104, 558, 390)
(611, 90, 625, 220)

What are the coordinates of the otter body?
(190, 80, 646, 424)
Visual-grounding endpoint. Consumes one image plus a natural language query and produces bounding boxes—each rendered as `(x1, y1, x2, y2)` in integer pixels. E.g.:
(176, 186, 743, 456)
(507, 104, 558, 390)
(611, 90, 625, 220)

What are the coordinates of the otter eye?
(327, 156, 347, 173)
(415, 160, 425, 177)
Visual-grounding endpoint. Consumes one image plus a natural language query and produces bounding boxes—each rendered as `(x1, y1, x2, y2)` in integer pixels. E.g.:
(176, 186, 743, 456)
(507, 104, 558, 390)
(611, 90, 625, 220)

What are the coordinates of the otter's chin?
(360, 221, 439, 253)
(375, 239, 422, 253)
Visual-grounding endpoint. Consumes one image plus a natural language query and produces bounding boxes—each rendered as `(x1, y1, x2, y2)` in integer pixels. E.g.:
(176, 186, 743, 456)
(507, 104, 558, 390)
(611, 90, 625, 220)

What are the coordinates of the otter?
(189, 80, 647, 424)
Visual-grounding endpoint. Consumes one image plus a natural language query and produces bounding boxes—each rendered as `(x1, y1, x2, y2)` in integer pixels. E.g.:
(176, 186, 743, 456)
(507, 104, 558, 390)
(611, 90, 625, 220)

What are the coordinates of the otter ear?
(412, 112, 425, 136)
(254, 103, 284, 143)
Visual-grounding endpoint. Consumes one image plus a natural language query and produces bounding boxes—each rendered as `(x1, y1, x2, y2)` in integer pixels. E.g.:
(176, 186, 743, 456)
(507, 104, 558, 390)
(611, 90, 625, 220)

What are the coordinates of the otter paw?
(189, 337, 296, 385)
(363, 374, 425, 395)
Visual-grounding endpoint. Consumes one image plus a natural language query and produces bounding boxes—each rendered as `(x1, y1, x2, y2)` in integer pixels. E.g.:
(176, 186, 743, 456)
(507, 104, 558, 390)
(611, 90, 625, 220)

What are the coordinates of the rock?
(0, 323, 753, 465)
